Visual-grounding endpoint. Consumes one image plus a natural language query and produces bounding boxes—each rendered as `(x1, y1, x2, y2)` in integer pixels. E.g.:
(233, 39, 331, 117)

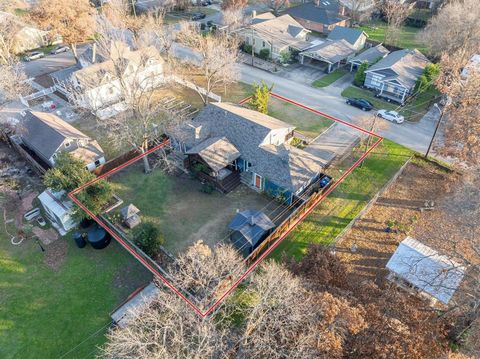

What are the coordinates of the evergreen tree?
(250, 80, 273, 114)
(354, 61, 368, 87)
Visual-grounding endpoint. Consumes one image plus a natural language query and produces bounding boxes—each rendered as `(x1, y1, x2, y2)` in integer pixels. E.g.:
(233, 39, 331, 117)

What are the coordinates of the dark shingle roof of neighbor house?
(301, 39, 356, 63)
(283, 1, 349, 26)
(327, 26, 367, 46)
(186, 136, 241, 172)
(21, 111, 91, 160)
(229, 210, 275, 246)
(386, 236, 465, 304)
(349, 44, 389, 64)
(365, 49, 430, 88)
(169, 103, 325, 193)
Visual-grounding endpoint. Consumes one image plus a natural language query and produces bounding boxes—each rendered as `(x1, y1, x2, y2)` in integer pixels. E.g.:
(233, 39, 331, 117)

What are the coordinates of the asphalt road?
(23, 44, 89, 78)
(22, 41, 441, 155)
(238, 63, 440, 154)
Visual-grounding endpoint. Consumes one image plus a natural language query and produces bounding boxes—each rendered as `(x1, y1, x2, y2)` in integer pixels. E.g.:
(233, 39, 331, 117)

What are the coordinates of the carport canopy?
(300, 39, 356, 73)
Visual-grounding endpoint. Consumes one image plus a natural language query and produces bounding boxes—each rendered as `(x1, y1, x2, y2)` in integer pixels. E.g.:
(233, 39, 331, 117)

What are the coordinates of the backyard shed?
(121, 204, 141, 229)
(229, 210, 276, 256)
(386, 237, 466, 305)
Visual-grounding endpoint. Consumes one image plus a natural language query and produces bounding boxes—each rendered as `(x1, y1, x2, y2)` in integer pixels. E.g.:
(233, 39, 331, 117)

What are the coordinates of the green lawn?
(359, 20, 427, 53)
(271, 140, 412, 259)
(0, 195, 151, 359)
(312, 68, 348, 88)
(341, 85, 440, 122)
(268, 97, 333, 138)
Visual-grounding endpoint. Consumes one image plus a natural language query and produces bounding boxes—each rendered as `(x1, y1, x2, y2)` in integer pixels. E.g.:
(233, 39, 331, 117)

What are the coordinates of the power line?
(57, 321, 112, 359)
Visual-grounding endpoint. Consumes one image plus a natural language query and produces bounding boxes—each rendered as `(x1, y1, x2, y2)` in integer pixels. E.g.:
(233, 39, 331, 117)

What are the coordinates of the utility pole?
(425, 104, 445, 158)
(251, 28, 254, 67)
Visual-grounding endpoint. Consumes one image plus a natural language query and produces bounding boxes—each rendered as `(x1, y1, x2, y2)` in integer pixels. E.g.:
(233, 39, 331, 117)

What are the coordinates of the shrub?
(133, 223, 164, 258)
(249, 80, 272, 114)
(279, 50, 292, 64)
(290, 137, 305, 149)
(354, 61, 368, 87)
(243, 43, 252, 54)
(258, 48, 270, 60)
(200, 182, 215, 194)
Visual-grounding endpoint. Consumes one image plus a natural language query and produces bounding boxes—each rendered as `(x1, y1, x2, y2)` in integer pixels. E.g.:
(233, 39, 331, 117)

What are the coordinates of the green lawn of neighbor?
(312, 68, 348, 88)
(359, 20, 427, 53)
(271, 139, 412, 259)
(268, 97, 334, 138)
(341, 85, 441, 122)
(0, 195, 150, 359)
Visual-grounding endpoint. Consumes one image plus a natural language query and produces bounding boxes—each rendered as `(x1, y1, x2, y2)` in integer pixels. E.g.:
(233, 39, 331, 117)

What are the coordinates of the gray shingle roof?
(365, 49, 430, 88)
(327, 26, 367, 46)
(229, 210, 275, 246)
(386, 237, 465, 304)
(301, 39, 356, 63)
(186, 136, 240, 172)
(283, 2, 349, 26)
(169, 103, 325, 193)
(21, 111, 90, 161)
(348, 44, 389, 64)
(249, 13, 312, 51)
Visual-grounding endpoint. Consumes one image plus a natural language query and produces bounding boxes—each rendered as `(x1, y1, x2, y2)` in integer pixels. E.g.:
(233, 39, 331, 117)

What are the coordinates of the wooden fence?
(331, 156, 413, 247)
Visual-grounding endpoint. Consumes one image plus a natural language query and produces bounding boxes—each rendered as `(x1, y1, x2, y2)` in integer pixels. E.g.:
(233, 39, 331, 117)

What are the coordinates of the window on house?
(94, 159, 101, 167)
(64, 141, 71, 148)
(252, 38, 256, 45)
(262, 41, 266, 47)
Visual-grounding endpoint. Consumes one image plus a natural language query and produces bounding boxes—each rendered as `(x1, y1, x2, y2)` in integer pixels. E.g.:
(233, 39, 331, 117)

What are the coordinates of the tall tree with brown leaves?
(30, 0, 96, 63)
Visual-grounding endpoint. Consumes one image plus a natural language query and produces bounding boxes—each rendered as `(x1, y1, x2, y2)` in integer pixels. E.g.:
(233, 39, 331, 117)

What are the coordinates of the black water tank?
(73, 232, 87, 248)
(87, 225, 111, 249)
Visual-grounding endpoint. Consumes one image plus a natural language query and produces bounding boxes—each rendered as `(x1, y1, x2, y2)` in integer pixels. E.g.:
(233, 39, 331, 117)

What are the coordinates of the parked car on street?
(50, 45, 69, 54)
(201, 0, 212, 5)
(24, 51, 45, 61)
(346, 98, 374, 111)
(191, 12, 207, 21)
(377, 109, 405, 124)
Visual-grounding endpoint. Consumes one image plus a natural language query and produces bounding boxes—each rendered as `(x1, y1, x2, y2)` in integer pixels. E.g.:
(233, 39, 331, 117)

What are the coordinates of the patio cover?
(386, 236, 466, 304)
(301, 39, 356, 64)
(186, 136, 240, 173)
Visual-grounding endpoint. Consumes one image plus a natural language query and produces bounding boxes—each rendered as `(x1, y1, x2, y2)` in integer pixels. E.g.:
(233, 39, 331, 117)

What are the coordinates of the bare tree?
(382, 0, 412, 45)
(222, 7, 247, 32)
(263, 0, 290, 16)
(168, 241, 246, 311)
(222, 0, 248, 10)
(29, 0, 96, 62)
(64, 16, 182, 173)
(421, 0, 480, 62)
(0, 62, 29, 107)
(435, 54, 480, 167)
(175, 21, 240, 105)
(102, 287, 231, 359)
(342, 0, 379, 24)
(0, 15, 21, 65)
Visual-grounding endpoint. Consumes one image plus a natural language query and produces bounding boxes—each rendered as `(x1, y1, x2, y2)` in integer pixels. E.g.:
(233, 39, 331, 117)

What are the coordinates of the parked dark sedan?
(346, 98, 374, 111)
(191, 12, 207, 21)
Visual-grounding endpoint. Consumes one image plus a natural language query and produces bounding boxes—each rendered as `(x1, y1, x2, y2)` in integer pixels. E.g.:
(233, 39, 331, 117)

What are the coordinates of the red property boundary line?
(68, 93, 383, 317)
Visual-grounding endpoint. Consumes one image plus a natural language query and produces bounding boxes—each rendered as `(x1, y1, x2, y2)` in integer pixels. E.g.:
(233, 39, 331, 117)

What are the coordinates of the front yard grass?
(359, 20, 427, 53)
(268, 97, 334, 138)
(0, 194, 150, 359)
(312, 68, 348, 88)
(272, 139, 413, 259)
(341, 85, 441, 122)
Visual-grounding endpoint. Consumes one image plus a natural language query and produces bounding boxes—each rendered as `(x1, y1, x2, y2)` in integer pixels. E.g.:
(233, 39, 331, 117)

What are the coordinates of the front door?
(254, 174, 262, 189)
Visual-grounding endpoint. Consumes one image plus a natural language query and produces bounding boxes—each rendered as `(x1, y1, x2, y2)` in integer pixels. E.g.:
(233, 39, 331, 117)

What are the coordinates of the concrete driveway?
(277, 63, 327, 85)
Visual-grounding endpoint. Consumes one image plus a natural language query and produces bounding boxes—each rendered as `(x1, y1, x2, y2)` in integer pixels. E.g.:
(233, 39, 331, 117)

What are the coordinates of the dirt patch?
(33, 226, 59, 245)
(43, 238, 68, 271)
(336, 160, 456, 284)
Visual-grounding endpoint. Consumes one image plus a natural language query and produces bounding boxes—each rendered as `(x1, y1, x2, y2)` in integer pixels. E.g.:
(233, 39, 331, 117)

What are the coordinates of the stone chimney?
(251, 10, 256, 19)
(314, 0, 320, 7)
(338, 4, 346, 16)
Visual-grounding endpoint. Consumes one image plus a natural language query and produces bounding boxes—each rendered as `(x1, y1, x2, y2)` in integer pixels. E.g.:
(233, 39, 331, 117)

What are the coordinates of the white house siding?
(244, 33, 288, 60)
(260, 127, 295, 146)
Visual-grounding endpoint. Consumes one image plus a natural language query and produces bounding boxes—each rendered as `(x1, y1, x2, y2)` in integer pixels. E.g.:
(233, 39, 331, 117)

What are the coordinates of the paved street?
(238, 63, 440, 155)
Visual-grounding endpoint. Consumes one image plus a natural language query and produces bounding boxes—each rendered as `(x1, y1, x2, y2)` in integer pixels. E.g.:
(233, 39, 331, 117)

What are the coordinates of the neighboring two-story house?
(283, 0, 350, 34)
(363, 49, 430, 104)
(242, 13, 312, 61)
(52, 42, 164, 119)
(169, 102, 327, 204)
(327, 26, 368, 51)
(21, 111, 105, 171)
